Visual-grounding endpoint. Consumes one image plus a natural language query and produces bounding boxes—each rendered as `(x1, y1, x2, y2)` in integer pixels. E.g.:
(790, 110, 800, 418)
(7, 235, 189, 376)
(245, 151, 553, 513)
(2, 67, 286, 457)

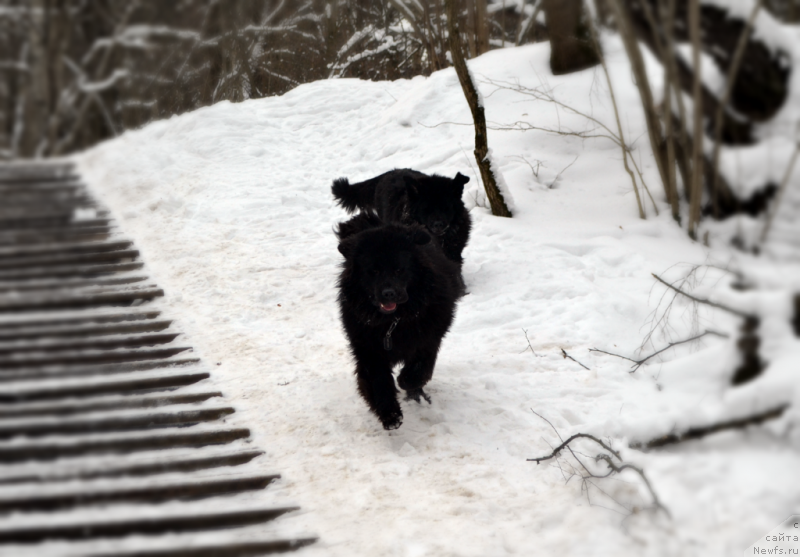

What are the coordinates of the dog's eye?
(394, 268, 402, 276)
(371, 269, 380, 276)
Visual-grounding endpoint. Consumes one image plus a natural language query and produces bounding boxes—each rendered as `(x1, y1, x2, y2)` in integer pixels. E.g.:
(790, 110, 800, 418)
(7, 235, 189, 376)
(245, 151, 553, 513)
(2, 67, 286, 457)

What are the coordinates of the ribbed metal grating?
(0, 162, 316, 556)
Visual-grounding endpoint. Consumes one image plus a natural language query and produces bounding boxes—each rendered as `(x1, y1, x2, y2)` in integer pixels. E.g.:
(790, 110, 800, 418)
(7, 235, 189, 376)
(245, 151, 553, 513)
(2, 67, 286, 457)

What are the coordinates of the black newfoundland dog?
(332, 168, 472, 266)
(336, 212, 463, 430)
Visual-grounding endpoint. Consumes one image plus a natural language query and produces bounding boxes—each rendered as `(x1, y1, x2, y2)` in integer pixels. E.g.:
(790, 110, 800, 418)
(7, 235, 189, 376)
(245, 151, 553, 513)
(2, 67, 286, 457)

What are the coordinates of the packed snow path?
(0, 162, 315, 555)
(76, 40, 800, 557)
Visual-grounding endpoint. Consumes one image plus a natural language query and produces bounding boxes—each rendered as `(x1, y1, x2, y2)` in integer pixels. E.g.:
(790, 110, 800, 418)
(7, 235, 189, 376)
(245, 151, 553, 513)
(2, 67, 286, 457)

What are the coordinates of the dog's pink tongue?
(381, 302, 397, 311)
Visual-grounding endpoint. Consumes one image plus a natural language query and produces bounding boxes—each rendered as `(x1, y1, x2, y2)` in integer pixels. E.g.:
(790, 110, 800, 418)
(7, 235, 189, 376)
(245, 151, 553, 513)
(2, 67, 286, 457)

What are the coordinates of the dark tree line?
(0, 0, 548, 159)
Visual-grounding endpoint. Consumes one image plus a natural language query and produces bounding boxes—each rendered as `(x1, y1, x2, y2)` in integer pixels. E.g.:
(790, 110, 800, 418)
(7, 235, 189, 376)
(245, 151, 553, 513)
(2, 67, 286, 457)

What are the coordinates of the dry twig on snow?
(520, 328, 542, 357)
(560, 348, 590, 370)
(590, 329, 728, 373)
(528, 410, 669, 516)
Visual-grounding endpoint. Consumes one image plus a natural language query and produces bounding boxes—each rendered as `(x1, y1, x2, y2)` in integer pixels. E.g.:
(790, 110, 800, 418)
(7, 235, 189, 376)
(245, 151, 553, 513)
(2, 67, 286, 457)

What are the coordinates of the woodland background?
(2, 0, 795, 160)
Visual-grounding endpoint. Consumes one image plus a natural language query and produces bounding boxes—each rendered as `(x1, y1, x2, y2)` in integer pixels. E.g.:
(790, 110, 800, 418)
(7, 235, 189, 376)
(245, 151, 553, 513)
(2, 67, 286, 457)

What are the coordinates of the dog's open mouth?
(379, 302, 397, 313)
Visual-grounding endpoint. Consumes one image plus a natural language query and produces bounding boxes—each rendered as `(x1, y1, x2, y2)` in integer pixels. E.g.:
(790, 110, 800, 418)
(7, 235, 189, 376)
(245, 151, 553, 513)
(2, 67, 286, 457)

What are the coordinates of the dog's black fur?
(336, 213, 463, 430)
(332, 169, 472, 266)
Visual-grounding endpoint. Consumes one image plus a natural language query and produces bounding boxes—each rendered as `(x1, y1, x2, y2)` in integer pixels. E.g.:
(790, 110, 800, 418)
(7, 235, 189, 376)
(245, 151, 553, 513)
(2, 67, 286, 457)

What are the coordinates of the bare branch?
(527, 432, 620, 463)
(483, 74, 655, 213)
(560, 348, 590, 370)
(591, 329, 729, 373)
(510, 155, 543, 179)
(547, 155, 579, 188)
(585, 12, 646, 218)
(594, 454, 668, 514)
(651, 272, 753, 319)
(589, 348, 639, 364)
(527, 410, 668, 516)
(520, 328, 541, 356)
(490, 121, 620, 144)
(632, 404, 788, 449)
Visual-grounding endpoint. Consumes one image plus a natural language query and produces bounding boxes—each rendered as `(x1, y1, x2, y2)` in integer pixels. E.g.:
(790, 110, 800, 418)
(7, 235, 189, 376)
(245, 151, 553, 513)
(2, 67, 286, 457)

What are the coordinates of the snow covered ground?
(76, 33, 800, 557)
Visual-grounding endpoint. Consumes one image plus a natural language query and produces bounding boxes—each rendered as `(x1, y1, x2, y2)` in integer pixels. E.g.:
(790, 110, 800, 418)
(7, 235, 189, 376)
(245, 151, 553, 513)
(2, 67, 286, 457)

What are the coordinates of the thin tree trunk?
(21, 0, 49, 157)
(710, 0, 764, 217)
(445, 0, 512, 218)
(467, 0, 477, 57)
(607, 0, 671, 200)
(585, 13, 645, 219)
(476, 0, 489, 55)
(643, 0, 680, 221)
(687, 0, 704, 239)
(45, 0, 70, 154)
(657, 0, 695, 206)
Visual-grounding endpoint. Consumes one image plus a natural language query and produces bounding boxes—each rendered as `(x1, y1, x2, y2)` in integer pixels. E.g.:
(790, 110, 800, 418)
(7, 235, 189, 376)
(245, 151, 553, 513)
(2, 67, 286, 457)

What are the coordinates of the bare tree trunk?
(445, 0, 512, 218)
(585, 14, 646, 219)
(607, 0, 670, 200)
(543, 0, 599, 75)
(476, 0, 489, 55)
(659, 0, 696, 208)
(710, 0, 764, 217)
(642, 0, 680, 221)
(687, 0, 704, 239)
(467, 0, 477, 57)
(20, 0, 49, 157)
(45, 0, 70, 154)
(660, 0, 681, 221)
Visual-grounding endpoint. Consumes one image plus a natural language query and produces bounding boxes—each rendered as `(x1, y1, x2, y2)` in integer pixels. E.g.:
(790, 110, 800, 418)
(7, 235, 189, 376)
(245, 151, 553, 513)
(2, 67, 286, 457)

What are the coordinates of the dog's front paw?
(404, 388, 432, 405)
(380, 410, 403, 430)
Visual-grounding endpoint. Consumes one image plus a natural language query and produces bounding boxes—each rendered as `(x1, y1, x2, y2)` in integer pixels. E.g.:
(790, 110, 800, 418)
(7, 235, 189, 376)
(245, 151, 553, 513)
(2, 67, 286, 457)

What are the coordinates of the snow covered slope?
(77, 37, 800, 557)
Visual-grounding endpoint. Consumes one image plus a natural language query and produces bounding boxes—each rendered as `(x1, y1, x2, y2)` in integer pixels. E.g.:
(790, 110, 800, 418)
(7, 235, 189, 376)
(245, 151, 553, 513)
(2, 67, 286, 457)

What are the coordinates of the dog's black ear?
(453, 172, 470, 195)
(336, 212, 382, 240)
(411, 229, 431, 246)
(337, 237, 358, 258)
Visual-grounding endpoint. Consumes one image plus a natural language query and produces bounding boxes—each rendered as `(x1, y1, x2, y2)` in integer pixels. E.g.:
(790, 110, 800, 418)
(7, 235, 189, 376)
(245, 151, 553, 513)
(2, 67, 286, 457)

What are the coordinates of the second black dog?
(336, 213, 463, 430)
(332, 168, 472, 266)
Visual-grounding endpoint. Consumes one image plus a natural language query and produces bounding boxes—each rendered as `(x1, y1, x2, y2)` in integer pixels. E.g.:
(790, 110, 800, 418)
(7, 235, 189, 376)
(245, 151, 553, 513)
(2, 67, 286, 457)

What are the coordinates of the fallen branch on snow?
(560, 348, 589, 370)
(631, 404, 788, 450)
(520, 328, 542, 357)
(528, 410, 668, 517)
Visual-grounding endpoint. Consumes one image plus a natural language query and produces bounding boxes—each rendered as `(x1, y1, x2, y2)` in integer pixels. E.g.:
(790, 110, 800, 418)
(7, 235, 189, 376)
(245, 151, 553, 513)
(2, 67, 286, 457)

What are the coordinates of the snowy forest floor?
(76, 32, 800, 557)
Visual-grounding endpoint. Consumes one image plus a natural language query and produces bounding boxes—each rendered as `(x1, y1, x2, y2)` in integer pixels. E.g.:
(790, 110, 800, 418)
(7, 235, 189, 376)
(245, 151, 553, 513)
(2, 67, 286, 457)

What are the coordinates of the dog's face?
(405, 172, 469, 236)
(338, 226, 430, 315)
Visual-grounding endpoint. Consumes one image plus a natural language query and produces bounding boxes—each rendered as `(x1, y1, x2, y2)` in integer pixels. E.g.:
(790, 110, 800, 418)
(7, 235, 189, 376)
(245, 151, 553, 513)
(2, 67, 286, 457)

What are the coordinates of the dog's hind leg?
(404, 387, 432, 404)
(354, 353, 403, 430)
(397, 349, 438, 404)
